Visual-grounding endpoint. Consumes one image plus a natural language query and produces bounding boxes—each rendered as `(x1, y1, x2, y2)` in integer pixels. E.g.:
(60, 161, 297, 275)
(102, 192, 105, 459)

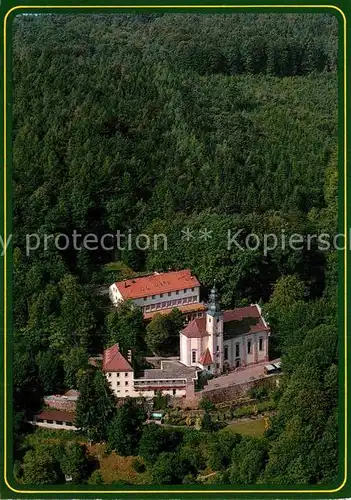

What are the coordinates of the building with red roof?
(102, 343, 198, 399)
(109, 269, 205, 321)
(30, 409, 77, 430)
(180, 285, 270, 375)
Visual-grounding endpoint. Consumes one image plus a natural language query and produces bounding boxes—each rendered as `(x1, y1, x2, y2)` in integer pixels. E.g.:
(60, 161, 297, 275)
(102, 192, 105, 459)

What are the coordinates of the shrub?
(233, 405, 255, 418)
(88, 470, 104, 485)
(132, 457, 146, 473)
(257, 400, 277, 412)
(199, 398, 215, 411)
(248, 386, 268, 401)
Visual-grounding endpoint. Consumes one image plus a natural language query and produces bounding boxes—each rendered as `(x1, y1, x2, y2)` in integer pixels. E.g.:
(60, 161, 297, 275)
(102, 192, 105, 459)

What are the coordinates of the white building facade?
(109, 269, 206, 321)
(103, 344, 197, 399)
(180, 286, 270, 375)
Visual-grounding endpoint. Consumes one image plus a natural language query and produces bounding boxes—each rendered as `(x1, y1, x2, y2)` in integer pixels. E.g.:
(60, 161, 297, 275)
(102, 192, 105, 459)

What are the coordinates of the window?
(173, 389, 176, 395)
(107, 373, 111, 378)
(208, 317, 211, 323)
(125, 381, 129, 386)
(259, 337, 263, 351)
(184, 288, 187, 293)
(154, 390, 157, 395)
(143, 297, 147, 301)
(192, 350, 196, 363)
(235, 343, 240, 357)
(117, 373, 120, 377)
(176, 290, 179, 295)
(207, 366, 211, 370)
(216, 363, 220, 369)
(167, 301, 172, 307)
(177, 299, 182, 305)
(156, 302, 161, 309)
(160, 293, 163, 298)
(224, 345, 228, 360)
(168, 292, 172, 296)
(126, 390, 129, 393)
(125, 372, 128, 377)
(47, 419, 53, 424)
(216, 345, 219, 351)
(247, 340, 252, 354)
(145, 305, 151, 312)
(191, 287, 194, 292)
(117, 382, 120, 386)
(152, 295, 155, 299)
(56, 421, 62, 425)
(66, 422, 72, 426)
(151, 304, 156, 311)
(37, 418, 43, 423)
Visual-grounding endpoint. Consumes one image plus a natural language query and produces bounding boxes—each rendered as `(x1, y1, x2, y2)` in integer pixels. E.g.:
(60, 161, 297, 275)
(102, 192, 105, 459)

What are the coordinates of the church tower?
(206, 283, 224, 375)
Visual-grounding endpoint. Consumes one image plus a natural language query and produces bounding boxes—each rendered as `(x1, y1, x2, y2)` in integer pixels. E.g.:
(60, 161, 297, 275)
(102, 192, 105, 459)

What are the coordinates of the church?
(179, 284, 270, 376)
(103, 272, 270, 400)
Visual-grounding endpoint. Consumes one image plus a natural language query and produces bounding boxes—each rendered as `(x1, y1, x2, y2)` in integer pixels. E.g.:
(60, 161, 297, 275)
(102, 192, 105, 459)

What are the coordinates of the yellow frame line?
(3, 4, 347, 495)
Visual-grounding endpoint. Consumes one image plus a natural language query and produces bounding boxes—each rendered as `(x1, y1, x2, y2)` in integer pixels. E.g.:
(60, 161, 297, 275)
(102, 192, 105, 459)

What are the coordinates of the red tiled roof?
(181, 317, 208, 338)
(199, 348, 213, 366)
(114, 269, 200, 300)
(223, 305, 269, 334)
(102, 344, 133, 372)
(181, 305, 269, 338)
(35, 410, 75, 423)
(143, 302, 206, 320)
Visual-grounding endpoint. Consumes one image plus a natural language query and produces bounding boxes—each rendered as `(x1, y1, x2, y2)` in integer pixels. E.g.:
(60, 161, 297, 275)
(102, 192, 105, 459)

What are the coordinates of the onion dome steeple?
(207, 281, 221, 317)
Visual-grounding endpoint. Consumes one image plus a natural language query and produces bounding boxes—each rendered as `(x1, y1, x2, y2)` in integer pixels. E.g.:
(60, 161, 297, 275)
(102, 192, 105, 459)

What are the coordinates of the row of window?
(142, 295, 198, 312)
(115, 388, 178, 395)
(143, 288, 196, 301)
(107, 372, 129, 378)
(191, 337, 265, 364)
(223, 337, 265, 360)
(135, 379, 186, 386)
(36, 418, 73, 426)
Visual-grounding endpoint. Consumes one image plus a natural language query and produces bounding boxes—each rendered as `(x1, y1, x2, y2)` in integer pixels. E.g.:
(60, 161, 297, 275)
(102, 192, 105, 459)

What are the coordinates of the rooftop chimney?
(127, 349, 132, 363)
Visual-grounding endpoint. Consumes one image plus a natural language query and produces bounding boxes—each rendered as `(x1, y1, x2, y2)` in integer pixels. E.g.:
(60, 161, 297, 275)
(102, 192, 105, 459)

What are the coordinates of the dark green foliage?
(75, 369, 116, 442)
(145, 309, 184, 355)
(107, 398, 146, 456)
(199, 397, 216, 411)
(205, 429, 242, 471)
(60, 442, 89, 483)
(131, 457, 146, 473)
(22, 444, 64, 485)
(229, 437, 268, 484)
(152, 391, 170, 411)
(138, 423, 183, 464)
(63, 347, 89, 389)
(36, 349, 64, 395)
(12, 13, 338, 486)
(105, 301, 145, 366)
(151, 452, 193, 485)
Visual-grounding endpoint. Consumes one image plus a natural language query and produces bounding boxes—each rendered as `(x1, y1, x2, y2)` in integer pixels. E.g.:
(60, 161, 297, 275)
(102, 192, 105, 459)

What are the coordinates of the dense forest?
(11, 13, 339, 487)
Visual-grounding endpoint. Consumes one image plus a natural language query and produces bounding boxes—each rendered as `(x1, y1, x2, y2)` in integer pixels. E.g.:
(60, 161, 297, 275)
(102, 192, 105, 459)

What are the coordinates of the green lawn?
(228, 418, 266, 437)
